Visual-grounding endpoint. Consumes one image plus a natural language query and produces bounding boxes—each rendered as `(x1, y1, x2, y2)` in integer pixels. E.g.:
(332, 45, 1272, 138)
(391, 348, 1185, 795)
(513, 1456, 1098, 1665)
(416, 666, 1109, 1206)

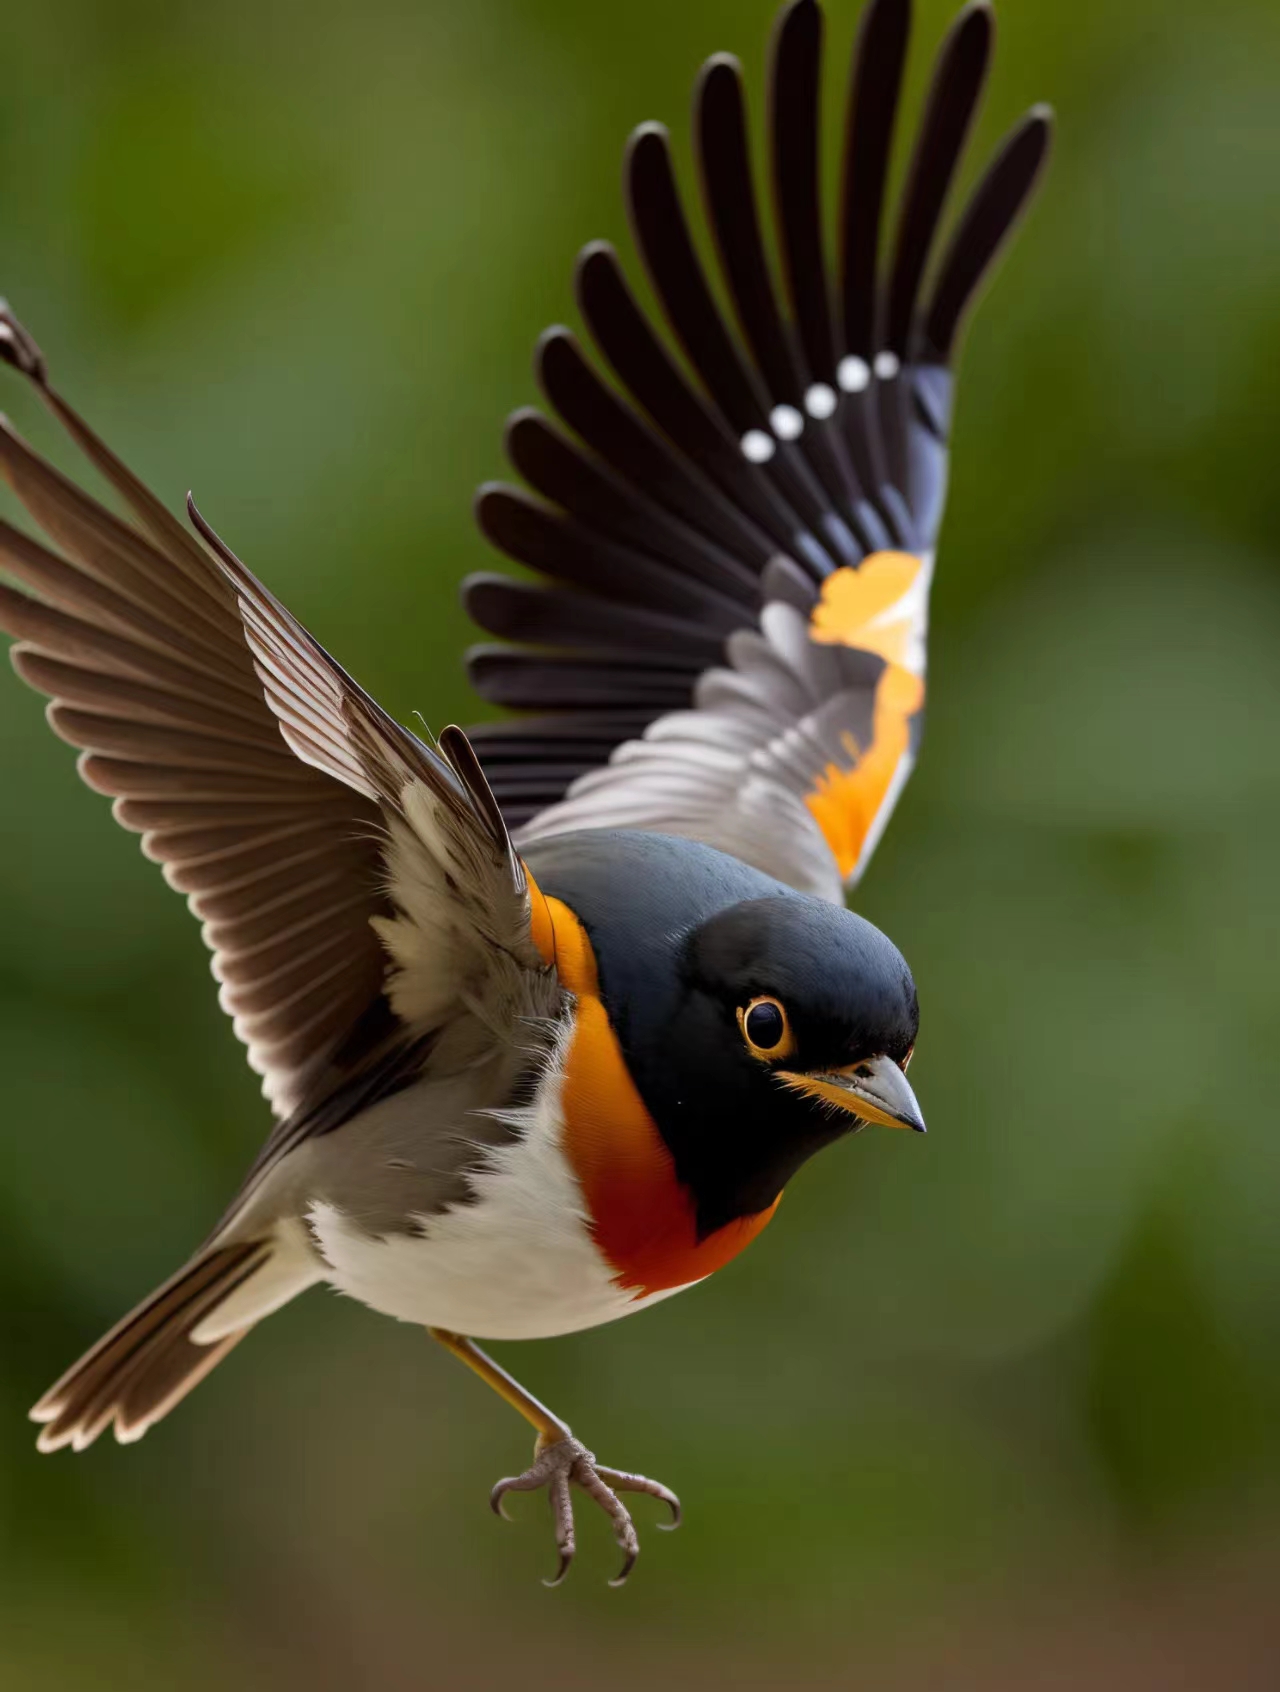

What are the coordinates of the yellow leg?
(428, 1326, 680, 1586)
(428, 1327, 569, 1449)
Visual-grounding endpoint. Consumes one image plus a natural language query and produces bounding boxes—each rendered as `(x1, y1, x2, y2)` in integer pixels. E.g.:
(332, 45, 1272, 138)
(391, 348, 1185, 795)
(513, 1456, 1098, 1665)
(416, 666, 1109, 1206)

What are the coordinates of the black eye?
(738, 995, 795, 1059)
(746, 1001, 785, 1049)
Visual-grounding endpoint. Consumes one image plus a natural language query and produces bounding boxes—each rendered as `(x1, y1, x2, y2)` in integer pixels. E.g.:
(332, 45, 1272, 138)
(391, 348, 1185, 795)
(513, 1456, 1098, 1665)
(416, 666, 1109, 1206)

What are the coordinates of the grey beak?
(824, 1051, 927, 1133)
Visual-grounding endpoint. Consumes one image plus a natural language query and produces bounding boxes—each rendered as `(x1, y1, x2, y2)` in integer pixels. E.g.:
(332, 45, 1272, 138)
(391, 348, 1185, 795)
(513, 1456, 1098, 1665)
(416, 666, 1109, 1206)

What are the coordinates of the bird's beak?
(778, 1052, 926, 1133)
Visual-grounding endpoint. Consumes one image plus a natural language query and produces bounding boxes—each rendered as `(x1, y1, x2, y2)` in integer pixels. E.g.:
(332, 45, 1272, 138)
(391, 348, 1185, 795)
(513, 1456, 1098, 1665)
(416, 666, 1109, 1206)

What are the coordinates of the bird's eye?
(737, 995, 796, 1060)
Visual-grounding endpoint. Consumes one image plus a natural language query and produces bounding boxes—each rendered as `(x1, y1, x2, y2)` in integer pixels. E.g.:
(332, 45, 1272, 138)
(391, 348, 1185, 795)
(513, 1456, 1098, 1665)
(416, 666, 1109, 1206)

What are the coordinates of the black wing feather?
(466, 0, 1050, 836)
(923, 104, 1053, 360)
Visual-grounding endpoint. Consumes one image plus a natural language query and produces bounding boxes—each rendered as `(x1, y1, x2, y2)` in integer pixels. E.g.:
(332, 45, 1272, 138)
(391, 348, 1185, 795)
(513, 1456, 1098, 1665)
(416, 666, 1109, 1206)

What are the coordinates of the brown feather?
(0, 309, 402, 1114)
(32, 1244, 267, 1452)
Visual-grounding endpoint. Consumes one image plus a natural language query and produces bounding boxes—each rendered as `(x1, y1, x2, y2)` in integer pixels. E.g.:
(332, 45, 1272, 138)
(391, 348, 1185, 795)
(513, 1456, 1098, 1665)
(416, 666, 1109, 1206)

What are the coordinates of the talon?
(544, 1552, 572, 1589)
(489, 1479, 517, 1519)
(595, 1465, 682, 1530)
(483, 1433, 676, 1586)
(548, 1465, 575, 1584)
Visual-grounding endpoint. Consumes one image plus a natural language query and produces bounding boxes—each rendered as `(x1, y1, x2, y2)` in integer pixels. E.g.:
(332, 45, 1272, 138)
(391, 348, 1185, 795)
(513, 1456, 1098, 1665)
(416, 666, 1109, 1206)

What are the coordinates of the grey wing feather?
(185, 497, 550, 1194)
(0, 306, 547, 1154)
(0, 307, 389, 1112)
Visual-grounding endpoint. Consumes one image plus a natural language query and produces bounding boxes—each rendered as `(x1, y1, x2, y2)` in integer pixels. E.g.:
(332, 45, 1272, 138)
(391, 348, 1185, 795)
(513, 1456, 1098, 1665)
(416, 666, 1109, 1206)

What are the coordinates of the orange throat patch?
(526, 873, 779, 1298)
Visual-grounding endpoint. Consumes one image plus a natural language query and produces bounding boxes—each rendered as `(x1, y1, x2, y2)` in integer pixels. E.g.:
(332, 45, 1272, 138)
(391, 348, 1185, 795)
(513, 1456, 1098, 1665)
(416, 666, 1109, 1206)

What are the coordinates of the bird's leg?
(429, 1325, 570, 1444)
(427, 1327, 680, 1587)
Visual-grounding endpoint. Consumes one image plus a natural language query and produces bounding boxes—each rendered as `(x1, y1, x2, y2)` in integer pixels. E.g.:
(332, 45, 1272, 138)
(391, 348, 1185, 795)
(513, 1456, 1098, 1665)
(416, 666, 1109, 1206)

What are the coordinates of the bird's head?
(628, 893, 923, 1236)
(523, 829, 924, 1242)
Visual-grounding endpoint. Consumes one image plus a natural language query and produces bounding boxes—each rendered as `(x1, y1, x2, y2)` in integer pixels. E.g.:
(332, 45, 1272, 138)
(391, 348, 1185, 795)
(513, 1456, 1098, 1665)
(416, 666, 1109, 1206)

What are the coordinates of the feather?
(463, 1, 1048, 894)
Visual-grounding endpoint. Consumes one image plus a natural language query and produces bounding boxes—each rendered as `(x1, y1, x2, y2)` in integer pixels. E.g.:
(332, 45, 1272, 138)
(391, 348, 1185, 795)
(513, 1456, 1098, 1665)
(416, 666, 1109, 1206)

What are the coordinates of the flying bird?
(0, 0, 1049, 1585)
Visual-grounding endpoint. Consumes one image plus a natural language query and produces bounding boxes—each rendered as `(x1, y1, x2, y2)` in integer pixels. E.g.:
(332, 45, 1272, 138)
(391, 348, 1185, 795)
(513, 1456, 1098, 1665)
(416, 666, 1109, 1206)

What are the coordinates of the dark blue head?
(525, 830, 923, 1237)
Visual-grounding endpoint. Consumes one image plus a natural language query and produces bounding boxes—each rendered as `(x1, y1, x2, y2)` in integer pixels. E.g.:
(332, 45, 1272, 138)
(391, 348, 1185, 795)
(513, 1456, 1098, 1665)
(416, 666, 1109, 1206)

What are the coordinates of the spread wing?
(464, 0, 1050, 901)
(0, 307, 539, 1129)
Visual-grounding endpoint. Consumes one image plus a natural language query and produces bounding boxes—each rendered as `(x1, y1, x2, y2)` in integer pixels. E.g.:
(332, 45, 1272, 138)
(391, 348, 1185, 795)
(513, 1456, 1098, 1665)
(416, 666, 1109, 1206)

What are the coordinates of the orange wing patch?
(803, 553, 928, 881)
(805, 665, 924, 880)
(808, 550, 923, 667)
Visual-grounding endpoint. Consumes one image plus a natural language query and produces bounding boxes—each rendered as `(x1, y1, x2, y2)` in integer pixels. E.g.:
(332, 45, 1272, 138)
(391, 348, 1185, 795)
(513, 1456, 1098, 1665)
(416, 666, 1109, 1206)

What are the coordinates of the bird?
(0, 0, 1049, 1585)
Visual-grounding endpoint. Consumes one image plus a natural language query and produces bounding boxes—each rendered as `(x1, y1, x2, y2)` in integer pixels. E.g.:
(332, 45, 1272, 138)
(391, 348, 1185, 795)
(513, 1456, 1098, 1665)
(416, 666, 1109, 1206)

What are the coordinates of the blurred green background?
(2, 0, 1279, 1685)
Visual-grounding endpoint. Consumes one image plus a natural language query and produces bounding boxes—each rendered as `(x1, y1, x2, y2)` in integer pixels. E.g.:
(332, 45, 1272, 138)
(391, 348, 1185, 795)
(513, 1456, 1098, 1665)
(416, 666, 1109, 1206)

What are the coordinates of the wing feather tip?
(956, 0, 994, 26)
(0, 302, 48, 386)
(574, 240, 619, 288)
(626, 119, 670, 153)
(699, 50, 742, 81)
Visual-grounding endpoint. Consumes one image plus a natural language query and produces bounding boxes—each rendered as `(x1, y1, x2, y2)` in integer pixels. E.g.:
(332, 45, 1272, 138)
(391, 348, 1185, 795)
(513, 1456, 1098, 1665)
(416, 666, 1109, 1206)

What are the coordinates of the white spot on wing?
(837, 355, 870, 393)
(769, 403, 804, 440)
(804, 383, 837, 419)
(874, 350, 901, 380)
(741, 429, 776, 463)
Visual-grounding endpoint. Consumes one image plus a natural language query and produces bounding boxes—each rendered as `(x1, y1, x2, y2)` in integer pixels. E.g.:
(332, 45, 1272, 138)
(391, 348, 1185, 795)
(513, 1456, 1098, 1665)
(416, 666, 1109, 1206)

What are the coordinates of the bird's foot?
(490, 1433, 681, 1587)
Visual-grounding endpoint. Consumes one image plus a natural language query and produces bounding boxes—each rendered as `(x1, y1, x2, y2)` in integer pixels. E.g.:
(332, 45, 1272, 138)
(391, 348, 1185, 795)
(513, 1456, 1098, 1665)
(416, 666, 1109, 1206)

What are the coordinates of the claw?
(596, 1464, 683, 1530)
(484, 1433, 676, 1586)
(547, 1465, 575, 1588)
(544, 1552, 572, 1589)
(491, 1446, 558, 1519)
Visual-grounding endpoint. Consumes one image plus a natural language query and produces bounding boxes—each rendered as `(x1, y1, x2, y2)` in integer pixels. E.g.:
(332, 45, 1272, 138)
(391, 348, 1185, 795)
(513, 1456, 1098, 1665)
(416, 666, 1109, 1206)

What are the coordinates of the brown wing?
(0, 306, 530, 1126)
(463, 0, 1050, 898)
(183, 506, 539, 1187)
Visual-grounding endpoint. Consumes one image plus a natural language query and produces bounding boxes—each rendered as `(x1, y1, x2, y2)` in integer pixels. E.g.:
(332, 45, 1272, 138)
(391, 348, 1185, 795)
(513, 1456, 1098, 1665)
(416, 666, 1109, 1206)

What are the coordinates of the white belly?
(305, 1055, 694, 1341)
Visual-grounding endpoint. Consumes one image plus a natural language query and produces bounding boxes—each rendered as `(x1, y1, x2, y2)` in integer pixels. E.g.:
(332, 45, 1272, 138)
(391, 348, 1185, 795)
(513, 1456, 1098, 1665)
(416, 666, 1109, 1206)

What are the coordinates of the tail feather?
(32, 1242, 270, 1453)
